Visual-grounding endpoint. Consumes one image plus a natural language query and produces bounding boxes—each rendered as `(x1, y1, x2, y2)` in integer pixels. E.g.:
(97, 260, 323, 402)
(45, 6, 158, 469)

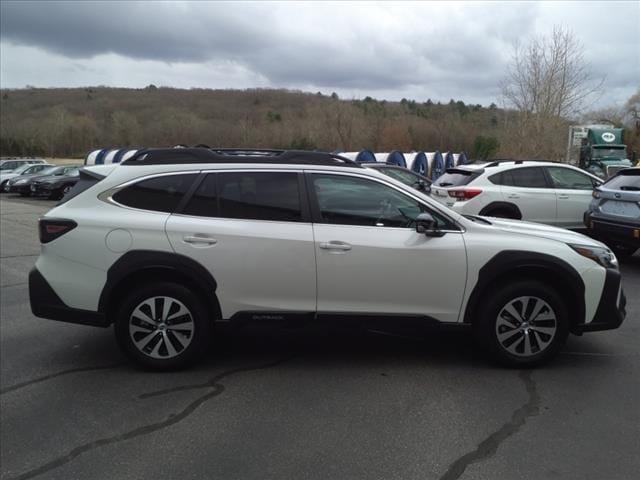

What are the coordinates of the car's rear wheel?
(114, 282, 212, 370)
(475, 281, 569, 367)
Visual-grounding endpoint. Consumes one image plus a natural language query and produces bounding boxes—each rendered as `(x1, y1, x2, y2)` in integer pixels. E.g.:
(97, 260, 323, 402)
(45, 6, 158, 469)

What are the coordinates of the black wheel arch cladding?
(463, 250, 586, 327)
(479, 201, 522, 219)
(99, 250, 221, 323)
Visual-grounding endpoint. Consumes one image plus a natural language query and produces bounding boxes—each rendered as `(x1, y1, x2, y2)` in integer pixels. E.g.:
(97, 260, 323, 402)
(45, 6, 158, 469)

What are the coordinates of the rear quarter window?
(113, 174, 197, 213)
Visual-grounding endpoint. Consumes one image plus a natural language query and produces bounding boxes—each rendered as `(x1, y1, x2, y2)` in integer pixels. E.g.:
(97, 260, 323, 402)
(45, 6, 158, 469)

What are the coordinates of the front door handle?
(558, 194, 569, 200)
(183, 235, 218, 245)
(319, 241, 352, 251)
(507, 194, 520, 199)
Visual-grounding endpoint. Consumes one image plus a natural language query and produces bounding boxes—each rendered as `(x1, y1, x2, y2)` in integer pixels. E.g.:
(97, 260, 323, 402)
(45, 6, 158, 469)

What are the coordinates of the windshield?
(39, 166, 60, 175)
(12, 164, 34, 174)
(592, 147, 627, 159)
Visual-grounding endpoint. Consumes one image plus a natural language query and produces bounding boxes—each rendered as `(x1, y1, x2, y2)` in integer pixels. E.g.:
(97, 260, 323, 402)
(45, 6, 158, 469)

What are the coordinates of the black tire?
(0, 180, 8, 192)
(114, 282, 213, 370)
(474, 280, 569, 367)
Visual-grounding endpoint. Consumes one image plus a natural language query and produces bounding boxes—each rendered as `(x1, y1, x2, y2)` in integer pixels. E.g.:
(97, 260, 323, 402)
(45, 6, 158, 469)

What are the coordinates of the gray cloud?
(1, 1, 638, 107)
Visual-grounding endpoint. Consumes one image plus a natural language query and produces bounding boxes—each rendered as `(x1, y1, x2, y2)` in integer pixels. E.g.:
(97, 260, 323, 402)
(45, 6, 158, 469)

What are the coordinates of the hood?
(0, 172, 20, 181)
(481, 217, 605, 247)
(597, 158, 632, 165)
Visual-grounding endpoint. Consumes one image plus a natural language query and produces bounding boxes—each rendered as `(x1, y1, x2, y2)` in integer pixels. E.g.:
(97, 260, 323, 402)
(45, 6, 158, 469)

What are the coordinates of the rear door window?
(182, 174, 217, 217)
(503, 167, 549, 188)
(114, 174, 198, 213)
(217, 172, 302, 222)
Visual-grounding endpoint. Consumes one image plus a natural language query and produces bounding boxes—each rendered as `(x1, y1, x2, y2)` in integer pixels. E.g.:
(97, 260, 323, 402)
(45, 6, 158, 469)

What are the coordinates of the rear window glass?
(604, 170, 640, 190)
(114, 174, 197, 213)
(435, 169, 479, 187)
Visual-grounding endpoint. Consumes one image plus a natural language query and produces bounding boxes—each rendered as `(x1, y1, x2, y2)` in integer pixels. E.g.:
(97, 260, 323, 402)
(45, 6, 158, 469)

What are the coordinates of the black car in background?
(362, 163, 432, 193)
(5, 165, 79, 199)
(30, 166, 80, 200)
(585, 167, 640, 257)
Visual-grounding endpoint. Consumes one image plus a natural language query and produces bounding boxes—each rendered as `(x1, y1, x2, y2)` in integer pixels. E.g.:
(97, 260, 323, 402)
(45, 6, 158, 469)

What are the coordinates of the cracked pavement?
(1, 196, 639, 480)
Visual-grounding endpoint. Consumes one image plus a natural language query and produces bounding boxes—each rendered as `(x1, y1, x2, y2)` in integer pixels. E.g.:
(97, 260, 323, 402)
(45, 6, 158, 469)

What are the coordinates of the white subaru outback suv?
(29, 149, 626, 369)
(431, 160, 603, 229)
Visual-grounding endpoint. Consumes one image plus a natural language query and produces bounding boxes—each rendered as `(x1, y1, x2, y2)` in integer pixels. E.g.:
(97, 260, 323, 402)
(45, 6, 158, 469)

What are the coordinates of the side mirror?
(413, 180, 432, 195)
(415, 213, 445, 237)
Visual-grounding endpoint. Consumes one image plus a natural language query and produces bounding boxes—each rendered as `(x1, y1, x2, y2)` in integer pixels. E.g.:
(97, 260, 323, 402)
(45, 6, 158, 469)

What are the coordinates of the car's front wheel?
(114, 282, 212, 370)
(475, 281, 569, 367)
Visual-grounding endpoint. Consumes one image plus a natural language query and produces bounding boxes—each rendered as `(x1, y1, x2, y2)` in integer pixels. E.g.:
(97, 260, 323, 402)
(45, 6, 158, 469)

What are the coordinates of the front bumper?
(30, 183, 56, 196)
(573, 268, 626, 333)
(5, 182, 29, 193)
(584, 212, 640, 248)
(29, 267, 109, 327)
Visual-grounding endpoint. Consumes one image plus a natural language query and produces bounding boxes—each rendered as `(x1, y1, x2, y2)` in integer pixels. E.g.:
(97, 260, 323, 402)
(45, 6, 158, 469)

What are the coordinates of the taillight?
(448, 188, 483, 201)
(39, 218, 77, 243)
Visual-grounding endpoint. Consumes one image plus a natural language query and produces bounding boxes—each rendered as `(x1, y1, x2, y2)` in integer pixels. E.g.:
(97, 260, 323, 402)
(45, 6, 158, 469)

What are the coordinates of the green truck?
(566, 124, 634, 178)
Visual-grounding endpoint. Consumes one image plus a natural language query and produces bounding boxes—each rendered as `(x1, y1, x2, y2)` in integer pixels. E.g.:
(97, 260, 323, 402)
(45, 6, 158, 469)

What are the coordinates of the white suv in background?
(431, 160, 603, 229)
(29, 149, 625, 370)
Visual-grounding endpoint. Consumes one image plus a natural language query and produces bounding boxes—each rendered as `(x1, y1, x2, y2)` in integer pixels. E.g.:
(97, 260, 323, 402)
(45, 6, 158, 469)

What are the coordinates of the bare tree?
(500, 26, 603, 159)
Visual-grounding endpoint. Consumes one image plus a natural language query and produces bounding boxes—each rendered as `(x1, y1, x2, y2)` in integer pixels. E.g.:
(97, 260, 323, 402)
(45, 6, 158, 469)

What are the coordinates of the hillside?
(0, 87, 505, 159)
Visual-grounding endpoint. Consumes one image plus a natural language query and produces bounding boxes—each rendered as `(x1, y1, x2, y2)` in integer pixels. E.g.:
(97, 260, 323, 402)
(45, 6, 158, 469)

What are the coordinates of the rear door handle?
(507, 194, 520, 199)
(558, 195, 570, 200)
(183, 235, 218, 245)
(319, 241, 352, 251)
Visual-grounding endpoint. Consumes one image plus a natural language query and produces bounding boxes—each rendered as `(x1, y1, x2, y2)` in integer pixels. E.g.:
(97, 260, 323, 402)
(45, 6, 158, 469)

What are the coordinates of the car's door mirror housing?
(416, 180, 430, 193)
(415, 213, 445, 237)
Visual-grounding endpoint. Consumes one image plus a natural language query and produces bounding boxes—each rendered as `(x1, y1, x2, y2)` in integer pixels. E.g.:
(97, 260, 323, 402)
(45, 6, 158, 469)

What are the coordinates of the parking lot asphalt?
(1, 195, 638, 480)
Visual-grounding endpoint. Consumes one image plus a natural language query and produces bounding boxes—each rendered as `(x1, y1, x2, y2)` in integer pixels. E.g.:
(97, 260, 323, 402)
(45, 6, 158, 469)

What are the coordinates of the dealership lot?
(1, 196, 638, 480)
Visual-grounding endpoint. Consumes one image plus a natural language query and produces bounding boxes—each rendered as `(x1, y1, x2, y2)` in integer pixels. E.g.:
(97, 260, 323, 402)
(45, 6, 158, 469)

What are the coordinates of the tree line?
(0, 86, 508, 160)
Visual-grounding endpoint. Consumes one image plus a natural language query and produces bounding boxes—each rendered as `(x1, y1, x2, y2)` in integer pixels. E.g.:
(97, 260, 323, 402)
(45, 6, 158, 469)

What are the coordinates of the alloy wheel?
(495, 296, 557, 357)
(129, 296, 195, 359)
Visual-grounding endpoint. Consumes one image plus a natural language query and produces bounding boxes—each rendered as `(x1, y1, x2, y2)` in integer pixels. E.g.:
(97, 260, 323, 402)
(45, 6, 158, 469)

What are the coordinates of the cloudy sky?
(1, 1, 638, 107)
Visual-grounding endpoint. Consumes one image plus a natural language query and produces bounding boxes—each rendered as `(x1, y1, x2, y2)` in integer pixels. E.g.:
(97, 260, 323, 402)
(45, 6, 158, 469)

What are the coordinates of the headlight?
(569, 244, 618, 269)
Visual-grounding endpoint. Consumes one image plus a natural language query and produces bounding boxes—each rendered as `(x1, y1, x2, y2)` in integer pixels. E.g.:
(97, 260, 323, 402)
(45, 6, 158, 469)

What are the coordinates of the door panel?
(166, 171, 316, 318)
(308, 172, 467, 323)
(498, 167, 556, 224)
(546, 166, 598, 229)
(166, 216, 316, 317)
(313, 224, 466, 322)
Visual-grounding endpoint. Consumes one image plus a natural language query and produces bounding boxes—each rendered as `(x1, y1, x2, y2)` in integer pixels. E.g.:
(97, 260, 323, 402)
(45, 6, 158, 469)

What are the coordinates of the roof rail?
(484, 159, 557, 168)
(121, 148, 363, 168)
